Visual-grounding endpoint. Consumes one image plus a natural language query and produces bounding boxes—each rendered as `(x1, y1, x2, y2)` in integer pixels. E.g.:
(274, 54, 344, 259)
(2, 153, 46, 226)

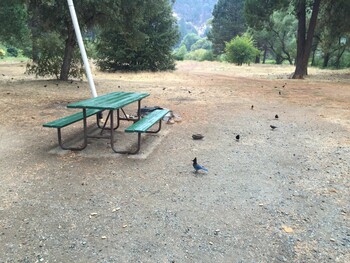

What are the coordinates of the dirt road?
(0, 61, 349, 262)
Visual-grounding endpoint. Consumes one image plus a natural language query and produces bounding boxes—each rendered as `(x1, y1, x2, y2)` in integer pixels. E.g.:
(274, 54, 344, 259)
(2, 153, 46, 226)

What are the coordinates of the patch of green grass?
(0, 56, 29, 63)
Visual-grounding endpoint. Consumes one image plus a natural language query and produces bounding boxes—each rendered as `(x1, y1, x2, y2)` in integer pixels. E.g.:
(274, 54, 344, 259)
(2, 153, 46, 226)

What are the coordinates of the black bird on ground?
(270, 125, 277, 130)
(279, 91, 282, 95)
(236, 134, 240, 141)
(275, 114, 279, 119)
(251, 105, 254, 110)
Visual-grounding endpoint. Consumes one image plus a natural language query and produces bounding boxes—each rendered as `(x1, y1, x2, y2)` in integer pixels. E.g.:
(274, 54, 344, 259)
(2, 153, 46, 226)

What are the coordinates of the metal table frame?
(67, 92, 150, 154)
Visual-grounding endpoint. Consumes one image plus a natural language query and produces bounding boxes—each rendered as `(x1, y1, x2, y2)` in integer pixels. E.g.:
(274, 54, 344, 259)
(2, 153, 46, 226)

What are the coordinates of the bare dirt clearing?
(0, 61, 349, 262)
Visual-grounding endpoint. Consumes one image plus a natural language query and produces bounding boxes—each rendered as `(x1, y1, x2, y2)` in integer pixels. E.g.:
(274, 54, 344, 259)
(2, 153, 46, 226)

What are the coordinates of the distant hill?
(173, 0, 217, 37)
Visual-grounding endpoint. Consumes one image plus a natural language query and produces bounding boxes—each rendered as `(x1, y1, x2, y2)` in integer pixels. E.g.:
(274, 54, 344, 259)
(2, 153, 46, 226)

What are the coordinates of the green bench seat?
(43, 109, 102, 128)
(125, 109, 169, 133)
(117, 109, 169, 154)
(43, 109, 102, 151)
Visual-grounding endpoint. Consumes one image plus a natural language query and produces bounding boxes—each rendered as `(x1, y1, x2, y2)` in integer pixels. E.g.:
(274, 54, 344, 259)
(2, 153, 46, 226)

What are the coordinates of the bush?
(0, 49, 5, 58)
(190, 38, 212, 51)
(185, 49, 214, 61)
(225, 35, 259, 65)
(6, 47, 18, 57)
(173, 45, 187, 61)
(26, 32, 83, 79)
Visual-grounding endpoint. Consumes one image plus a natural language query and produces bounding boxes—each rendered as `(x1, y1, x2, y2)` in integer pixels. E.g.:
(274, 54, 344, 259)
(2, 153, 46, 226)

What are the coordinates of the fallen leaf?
(112, 207, 121, 212)
(282, 225, 294, 233)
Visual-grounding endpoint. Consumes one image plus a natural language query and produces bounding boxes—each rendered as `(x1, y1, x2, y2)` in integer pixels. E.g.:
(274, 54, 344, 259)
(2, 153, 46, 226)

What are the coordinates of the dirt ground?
(0, 60, 349, 263)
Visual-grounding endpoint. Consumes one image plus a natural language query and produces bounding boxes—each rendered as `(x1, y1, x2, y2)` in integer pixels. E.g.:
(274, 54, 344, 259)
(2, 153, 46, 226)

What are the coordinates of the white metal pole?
(67, 0, 97, 98)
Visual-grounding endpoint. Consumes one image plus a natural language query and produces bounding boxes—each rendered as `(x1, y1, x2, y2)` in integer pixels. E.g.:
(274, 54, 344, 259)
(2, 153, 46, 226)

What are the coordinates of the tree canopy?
(0, 0, 179, 78)
(96, 0, 179, 72)
(208, 0, 246, 55)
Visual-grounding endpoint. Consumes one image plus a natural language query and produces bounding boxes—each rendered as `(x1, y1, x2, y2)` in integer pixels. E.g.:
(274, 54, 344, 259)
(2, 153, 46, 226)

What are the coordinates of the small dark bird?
(236, 134, 240, 141)
(251, 105, 254, 110)
(44, 85, 47, 87)
(77, 86, 79, 89)
(275, 114, 279, 119)
(192, 134, 204, 140)
(270, 125, 277, 130)
(282, 83, 286, 88)
(163, 87, 166, 90)
(279, 91, 282, 95)
(188, 90, 191, 94)
(192, 157, 208, 173)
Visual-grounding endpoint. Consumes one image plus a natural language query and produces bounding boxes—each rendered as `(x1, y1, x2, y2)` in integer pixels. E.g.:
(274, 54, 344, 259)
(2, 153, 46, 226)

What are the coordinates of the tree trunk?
(60, 24, 76, 81)
(28, 0, 40, 62)
(262, 46, 268, 64)
(335, 45, 346, 68)
(255, 55, 260, 64)
(322, 52, 330, 68)
(292, 0, 322, 79)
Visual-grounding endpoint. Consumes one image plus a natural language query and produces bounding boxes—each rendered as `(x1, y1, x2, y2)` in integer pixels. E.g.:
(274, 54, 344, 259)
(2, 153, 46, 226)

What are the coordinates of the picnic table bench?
(43, 92, 168, 154)
(43, 108, 102, 151)
(124, 108, 169, 154)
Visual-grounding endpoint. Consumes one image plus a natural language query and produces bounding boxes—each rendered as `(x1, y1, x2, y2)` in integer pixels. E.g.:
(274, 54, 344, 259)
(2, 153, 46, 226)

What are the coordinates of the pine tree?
(97, 0, 179, 71)
(207, 0, 246, 55)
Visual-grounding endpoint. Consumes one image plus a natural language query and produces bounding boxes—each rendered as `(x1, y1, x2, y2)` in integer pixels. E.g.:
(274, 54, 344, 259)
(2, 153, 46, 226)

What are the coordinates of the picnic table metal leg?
(110, 105, 142, 154)
(98, 110, 120, 134)
(56, 109, 88, 151)
(145, 119, 163, 134)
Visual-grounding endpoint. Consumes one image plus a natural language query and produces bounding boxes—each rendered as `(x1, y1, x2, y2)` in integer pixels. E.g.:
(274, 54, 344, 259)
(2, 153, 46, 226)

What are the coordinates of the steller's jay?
(192, 157, 208, 173)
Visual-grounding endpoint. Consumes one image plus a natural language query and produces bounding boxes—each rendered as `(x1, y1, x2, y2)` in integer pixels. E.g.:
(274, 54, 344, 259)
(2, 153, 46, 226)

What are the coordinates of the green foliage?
(0, 48, 5, 58)
(173, 45, 188, 61)
(180, 33, 201, 51)
(208, 0, 246, 55)
(97, 0, 179, 72)
(26, 32, 83, 79)
(190, 38, 212, 51)
(316, 0, 350, 68)
(244, 0, 289, 30)
(6, 47, 19, 57)
(225, 35, 259, 65)
(249, 9, 297, 64)
(177, 18, 198, 45)
(185, 49, 214, 61)
(0, 0, 31, 48)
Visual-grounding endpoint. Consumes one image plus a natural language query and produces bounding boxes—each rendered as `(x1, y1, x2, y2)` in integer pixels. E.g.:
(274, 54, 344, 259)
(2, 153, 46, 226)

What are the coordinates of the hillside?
(173, 0, 217, 36)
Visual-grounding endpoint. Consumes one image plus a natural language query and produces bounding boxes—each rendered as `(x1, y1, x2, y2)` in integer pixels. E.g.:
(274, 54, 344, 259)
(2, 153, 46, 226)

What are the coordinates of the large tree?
(208, 0, 246, 55)
(245, 0, 322, 79)
(0, 0, 30, 50)
(96, 0, 179, 71)
(317, 0, 350, 68)
(292, 0, 321, 78)
(26, 0, 108, 80)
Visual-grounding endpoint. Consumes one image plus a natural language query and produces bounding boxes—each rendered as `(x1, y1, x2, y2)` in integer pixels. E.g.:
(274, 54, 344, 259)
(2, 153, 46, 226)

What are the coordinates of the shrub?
(26, 32, 83, 79)
(0, 49, 5, 58)
(225, 35, 259, 65)
(6, 47, 18, 57)
(173, 45, 187, 61)
(190, 38, 213, 51)
(185, 49, 214, 61)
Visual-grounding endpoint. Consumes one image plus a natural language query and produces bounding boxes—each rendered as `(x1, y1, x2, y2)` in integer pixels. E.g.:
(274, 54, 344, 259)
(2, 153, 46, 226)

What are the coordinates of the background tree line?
(0, 0, 349, 80)
(0, 0, 178, 80)
(175, 0, 350, 79)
